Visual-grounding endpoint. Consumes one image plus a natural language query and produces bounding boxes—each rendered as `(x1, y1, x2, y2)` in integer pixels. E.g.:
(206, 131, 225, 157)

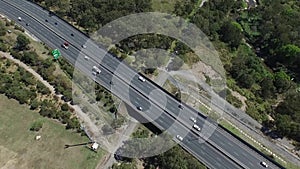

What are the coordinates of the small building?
(91, 142, 99, 151)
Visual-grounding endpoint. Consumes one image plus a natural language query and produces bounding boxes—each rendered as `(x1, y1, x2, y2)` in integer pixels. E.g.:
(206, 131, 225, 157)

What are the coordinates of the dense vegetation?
(184, 0, 300, 142)
(113, 126, 206, 169)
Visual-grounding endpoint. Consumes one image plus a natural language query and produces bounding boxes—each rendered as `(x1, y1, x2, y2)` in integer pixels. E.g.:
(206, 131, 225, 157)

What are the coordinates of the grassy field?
(0, 94, 104, 169)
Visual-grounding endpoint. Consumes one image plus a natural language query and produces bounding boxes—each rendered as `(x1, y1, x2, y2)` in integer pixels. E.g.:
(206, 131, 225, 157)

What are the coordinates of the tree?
(30, 120, 43, 132)
(61, 103, 69, 111)
(274, 70, 290, 93)
(260, 76, 275, 99)
(16, 34, 30, 50)
(219, 21, 243, 48)
(237, 72, 255, 89)
(37, 81, 51, 95)
(30, 98, 40, 110)
(66, 117, 80, 130)
(275, 92, 300, 141)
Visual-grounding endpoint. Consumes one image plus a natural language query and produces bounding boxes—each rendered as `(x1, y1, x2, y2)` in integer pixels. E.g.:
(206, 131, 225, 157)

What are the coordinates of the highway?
(0, 0, 284, 169)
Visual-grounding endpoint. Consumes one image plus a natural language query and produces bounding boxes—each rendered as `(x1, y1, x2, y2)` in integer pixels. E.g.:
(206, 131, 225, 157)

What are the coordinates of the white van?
(138, 76, 146, 82)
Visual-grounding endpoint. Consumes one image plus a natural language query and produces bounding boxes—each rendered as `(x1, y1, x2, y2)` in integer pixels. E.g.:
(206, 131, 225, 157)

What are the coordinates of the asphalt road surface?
(0, 1, 284, 169)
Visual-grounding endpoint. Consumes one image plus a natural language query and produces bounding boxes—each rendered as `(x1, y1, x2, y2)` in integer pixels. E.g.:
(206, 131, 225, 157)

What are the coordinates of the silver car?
(193, 124, 201, 131)
(190, 117, 197, 123)
(176, 135, 183, 141)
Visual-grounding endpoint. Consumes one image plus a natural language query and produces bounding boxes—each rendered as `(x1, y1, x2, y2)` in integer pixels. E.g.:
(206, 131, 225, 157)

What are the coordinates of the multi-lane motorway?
(0, 0, 284, 169)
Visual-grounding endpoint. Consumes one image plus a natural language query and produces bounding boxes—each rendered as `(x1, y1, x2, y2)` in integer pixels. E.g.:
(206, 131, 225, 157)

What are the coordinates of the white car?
(260, 161, 268, 168)
(92, 66, 101, 74)
(82, 45, 87, 49)
(84, 55, 89, 60)
(137, 106, 143, 111)
(138, 76, 146, 82)
(190, 117, 197, 123)
(176, 135, 183, 141)
(18, 17, 22, 21)
(193, 124, 201, 131)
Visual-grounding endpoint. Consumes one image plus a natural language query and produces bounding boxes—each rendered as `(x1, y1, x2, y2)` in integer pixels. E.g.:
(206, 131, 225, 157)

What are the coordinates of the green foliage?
(274, 70, 291, 93)
(16, 34, 30, 50)
(112, 162, 137, 169)
(229, 45, 272, 91)
(14, 25, 25, 32)
(36, 81, 51, 95)
(242, 0, 300, 79)
(30, 119, 44, 131)
(65, 117, 80, 130)
(58, 58, 74, 78)
(173, 0, 196, 18)
(42, 0, 150, 31)
(144, 145, 206, 169)
(0, 21, 6, 36)
(219, 21, 243, 48)
(131, 126, 149, 138)
(61, 103, 69, 111)
(30, 98, 40, 110)
(275, 92, 300, 141)
(22, 51, 39, 66)
(260, 76, 275, 99)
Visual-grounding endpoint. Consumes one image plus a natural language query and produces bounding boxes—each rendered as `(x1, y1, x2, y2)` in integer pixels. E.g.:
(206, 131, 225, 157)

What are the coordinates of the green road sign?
(52, 49, 61, 59)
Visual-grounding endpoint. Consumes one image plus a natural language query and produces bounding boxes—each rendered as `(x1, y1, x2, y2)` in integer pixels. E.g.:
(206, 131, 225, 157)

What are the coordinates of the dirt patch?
(228, 88, 247, 111)
(189, 61, 223, 82)
(0, 146, 18, 168)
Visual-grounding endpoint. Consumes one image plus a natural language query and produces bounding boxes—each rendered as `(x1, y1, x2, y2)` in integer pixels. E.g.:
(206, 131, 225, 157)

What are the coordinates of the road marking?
(227, 142, 233, 147)
(216, 162, 221, 167)
(248, 161, 254, 167)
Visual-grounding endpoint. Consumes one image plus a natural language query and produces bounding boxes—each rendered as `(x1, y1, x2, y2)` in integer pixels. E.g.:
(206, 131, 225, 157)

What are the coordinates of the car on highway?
(176, 135, 183, 141)
(92, 66, 101, 74)
(260, 161, 268, 168)
(190, 117, 197, 123)
(84, 55, 89, 60)
(18, 16, 22, 21)
(26, 23, 29, 26)
(138, 76, 146, 82)
(62, 41, 69, 49)
(137, 106, 143, 111)
(193, 124, 201, 131)
(92, 71, 97, 76)
(178, 104, 184, 109)
(82, 44, 87, 49)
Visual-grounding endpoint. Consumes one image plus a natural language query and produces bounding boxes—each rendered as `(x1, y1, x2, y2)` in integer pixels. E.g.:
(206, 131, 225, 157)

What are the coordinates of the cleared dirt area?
(0, 95, 104, 169)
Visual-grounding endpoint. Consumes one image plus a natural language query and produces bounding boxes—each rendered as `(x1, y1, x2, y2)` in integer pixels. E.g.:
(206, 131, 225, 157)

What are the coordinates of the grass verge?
(0, 94, 104, 169)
